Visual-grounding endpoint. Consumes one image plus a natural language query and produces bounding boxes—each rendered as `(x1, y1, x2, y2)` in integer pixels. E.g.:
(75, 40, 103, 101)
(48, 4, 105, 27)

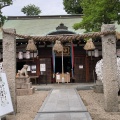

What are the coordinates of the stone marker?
(3, 29, 17, 114)
(101, 24, 119, 112)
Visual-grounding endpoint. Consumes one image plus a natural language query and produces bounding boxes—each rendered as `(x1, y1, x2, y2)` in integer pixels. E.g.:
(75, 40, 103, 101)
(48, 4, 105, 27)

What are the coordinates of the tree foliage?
(73, 0, 120, 32)
(21, 4, 41, 16)
(63, 0, 83, 14)
(0, 0, 13, 27)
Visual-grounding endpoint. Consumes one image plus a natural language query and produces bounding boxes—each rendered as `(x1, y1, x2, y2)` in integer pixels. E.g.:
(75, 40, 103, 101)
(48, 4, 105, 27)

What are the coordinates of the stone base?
(17, 87, 35, 96)
(16, 77, 30, 84)
(16, 82, 32, 89)
(94, 80, 104, 93)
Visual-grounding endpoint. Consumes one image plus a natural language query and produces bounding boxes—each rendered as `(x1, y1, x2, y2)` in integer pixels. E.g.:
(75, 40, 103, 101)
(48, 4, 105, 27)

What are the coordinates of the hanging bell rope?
(26, 39, 37, 51)
(53, 40, 63, 52)
(84, 38, 95, 50)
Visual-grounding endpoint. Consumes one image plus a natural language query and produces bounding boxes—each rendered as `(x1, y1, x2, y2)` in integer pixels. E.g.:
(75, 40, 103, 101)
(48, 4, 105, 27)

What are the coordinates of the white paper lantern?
(34, 52, 37, 57)
(0, 52, 2, 60)
(30, 53, 33, 58)
(94, 49, 99, 57)
(1, 53, 3, 59)
(88, 51, 95, 56)
(88, 51, 92, 56)
(117, 49, 120, 57)
(23, 52, 26, 58)
(26, 51, 30, 59)
(18, 51, 23, 59)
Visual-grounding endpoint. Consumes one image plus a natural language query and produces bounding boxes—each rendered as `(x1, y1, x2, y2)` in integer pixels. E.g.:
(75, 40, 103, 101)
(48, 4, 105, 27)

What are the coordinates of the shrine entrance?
(55, 56, 71, 74)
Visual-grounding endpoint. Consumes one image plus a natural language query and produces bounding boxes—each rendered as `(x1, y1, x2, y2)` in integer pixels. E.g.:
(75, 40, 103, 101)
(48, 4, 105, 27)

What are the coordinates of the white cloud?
(1, 0, 67, 16)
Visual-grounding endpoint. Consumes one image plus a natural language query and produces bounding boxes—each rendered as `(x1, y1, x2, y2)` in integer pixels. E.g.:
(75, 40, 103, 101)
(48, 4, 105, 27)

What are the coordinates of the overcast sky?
(2, 0, 67, 16)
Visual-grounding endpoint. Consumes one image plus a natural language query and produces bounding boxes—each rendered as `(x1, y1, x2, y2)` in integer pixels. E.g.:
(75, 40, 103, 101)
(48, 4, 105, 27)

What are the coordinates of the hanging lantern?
(88, 51, 92, 56)
(94, 49, 99, 57)
(87, 51, 95, 56)
(0, 52, 2, 60)
(26, 51, 31, 59)
(30, 52, 33, 58)
(84, 38, 95, 50)
(18, 51, 23, 59)
(117, 49, 120, 57)
(1, 53, 3, 59)
(23, 52, 26, 59)
(34, 52, 38, 57)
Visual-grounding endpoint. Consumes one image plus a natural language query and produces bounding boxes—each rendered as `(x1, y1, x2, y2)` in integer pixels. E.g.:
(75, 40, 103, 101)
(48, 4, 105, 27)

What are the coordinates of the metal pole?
(62, 51, 63, 74)
(62, 51, 64, 83)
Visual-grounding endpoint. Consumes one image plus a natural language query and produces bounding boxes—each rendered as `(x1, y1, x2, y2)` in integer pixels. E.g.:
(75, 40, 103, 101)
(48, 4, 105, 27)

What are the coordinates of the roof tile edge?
(7, 14, 83, 20)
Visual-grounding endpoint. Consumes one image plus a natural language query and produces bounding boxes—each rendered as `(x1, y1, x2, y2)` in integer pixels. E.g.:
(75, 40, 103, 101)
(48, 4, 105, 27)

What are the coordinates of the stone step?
(17, 87, 35, 96)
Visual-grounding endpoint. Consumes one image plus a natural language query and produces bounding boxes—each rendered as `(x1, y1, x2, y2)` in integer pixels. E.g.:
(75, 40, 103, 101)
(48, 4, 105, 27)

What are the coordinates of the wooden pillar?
(101, 24, 119, 112)
(3, 29, 17, 114)
(85, 56, 90, 82)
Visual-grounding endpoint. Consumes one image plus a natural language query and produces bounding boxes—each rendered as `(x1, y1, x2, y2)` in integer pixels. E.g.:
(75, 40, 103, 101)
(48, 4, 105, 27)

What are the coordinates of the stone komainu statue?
(17, 65, 29, 77)
(95, 58, 120, 89)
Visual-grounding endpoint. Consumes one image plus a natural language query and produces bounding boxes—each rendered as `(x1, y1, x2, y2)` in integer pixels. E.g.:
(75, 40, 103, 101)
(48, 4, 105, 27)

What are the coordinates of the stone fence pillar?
(3, 29, 17, 113)
(101, 24, 119, 112)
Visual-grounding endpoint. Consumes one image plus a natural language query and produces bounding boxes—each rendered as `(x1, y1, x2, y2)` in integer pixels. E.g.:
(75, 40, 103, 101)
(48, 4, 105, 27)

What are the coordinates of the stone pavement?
(34, 88, 92, 120)
(34, 83, 95, 91)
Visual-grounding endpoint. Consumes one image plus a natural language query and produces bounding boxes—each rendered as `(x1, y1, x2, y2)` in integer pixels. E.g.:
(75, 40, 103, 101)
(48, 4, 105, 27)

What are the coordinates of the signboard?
(55, 47, 70, 56)
(0, 62, 3, 72)
(40, 64, 46, 71)
(31, 65, 36, 73)
(56, 74, 60, 80)
(0, 73, 14, 117)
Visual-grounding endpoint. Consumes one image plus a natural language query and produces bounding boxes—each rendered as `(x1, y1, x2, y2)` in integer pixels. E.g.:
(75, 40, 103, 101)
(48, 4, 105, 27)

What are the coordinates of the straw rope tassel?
(116, 31, 120, 40)
(53, 40, 63, 52)
(84, 38, 95, 50)
(26, 39, 37, 51)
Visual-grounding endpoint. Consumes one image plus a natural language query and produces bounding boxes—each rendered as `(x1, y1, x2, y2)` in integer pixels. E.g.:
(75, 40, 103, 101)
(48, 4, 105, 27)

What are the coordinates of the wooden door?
(39, 58, 52, 84)
(74, 57, 86, 82)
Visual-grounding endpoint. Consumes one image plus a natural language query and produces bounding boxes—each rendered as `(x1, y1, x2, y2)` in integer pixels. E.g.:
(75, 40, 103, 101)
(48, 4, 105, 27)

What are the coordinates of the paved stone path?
(34, 89, 92, 120)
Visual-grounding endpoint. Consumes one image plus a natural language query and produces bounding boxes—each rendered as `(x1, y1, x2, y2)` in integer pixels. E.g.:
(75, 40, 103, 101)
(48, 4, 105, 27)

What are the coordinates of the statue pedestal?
(94, 80, 103, 93)
(16, 77, 35, 96)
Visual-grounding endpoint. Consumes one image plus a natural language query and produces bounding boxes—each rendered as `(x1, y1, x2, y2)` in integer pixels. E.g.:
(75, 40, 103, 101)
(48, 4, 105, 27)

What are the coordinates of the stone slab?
(34, 88, 92, 120)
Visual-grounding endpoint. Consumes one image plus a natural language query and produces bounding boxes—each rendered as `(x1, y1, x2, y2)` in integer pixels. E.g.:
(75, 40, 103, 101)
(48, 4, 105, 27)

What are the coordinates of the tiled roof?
(0, 15, 85, 40)
(1, 15, 120, 40)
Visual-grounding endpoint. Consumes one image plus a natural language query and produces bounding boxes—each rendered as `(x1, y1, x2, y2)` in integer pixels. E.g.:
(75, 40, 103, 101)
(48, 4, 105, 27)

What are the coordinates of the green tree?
(21, 4, 41, 16)
(63, 0, 83, 14)
(73, 0, 120, 32)
(0, 0, 13, 26)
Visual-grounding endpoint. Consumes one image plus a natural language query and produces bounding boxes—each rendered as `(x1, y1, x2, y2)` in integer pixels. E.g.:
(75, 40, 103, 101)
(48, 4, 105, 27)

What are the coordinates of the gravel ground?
(78, 90, 120, 120)
(16, 91, 49, 120)
(6, 89, 120, 120)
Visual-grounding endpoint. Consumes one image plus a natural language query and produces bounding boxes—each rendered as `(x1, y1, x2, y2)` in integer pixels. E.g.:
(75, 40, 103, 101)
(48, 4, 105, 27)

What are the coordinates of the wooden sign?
(55, 46, 70, 56)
